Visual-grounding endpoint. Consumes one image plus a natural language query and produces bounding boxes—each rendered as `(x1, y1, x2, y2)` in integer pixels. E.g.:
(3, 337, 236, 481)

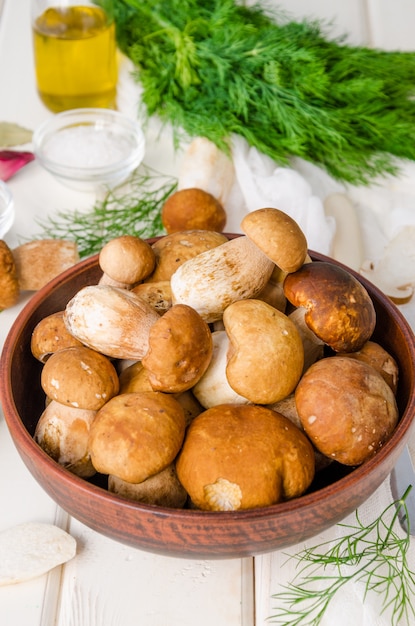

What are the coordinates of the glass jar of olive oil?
(31, 1, 118, 112)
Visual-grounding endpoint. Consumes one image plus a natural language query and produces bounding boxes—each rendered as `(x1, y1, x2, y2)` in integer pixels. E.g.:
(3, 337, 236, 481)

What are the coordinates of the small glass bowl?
(0, 181, 14, 238)
(33, 108, 146, 192)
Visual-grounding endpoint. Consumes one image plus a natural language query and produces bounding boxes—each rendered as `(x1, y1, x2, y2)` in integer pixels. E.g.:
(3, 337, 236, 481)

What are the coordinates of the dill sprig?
(269, 486, 415, 626)
(113, 0, 415, 185)
(36, 167, 176, 258)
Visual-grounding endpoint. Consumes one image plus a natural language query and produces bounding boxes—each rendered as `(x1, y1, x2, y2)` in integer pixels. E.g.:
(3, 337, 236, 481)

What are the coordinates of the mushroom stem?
(171, 235, 275, 322)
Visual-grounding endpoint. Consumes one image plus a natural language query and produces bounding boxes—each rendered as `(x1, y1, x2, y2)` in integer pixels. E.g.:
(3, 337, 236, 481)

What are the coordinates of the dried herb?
(113, 0, 415, 185)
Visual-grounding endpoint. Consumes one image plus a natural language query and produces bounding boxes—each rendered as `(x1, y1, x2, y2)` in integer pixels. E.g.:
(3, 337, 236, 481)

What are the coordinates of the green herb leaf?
(0, 122, 33, 147)
(35, 167, 176, 257)
(269, 487, 415, 626)
(113, 0, 415, 185)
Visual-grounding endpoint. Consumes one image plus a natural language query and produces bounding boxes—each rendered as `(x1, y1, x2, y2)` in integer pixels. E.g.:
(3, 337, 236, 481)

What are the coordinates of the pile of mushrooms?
(31, 207, 400, 512)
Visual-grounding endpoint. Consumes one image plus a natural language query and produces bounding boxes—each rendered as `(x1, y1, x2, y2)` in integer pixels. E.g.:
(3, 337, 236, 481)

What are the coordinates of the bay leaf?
(0, 122, 33, 147)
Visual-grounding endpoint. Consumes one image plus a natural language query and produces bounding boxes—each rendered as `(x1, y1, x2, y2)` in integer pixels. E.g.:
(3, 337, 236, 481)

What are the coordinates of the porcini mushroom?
(13, 239, 79, 291)
(88, 392, 186, 484)
(41, 345, 119, 410)
(31, 310, 83, 363)
(0, 239, 19, 310)
(336, 340, 399, 395)
(295, 356, 399, 466)
(241, 207, 308, 273)
(192, 330, 252, 408)
(161, 187, 227, 233)
(283, 261, 376, 352)
(223, 299, 304, 404)
(108, 464, 188, 508)
(64, 285, 160, 360)
(145, 230, 228, 283)
(176, 404, 315, 511)
(34, 400, 96, 478)
(141, 304, 213, 393)
(170, 235, 275, 322)
(98, 235, 156, 288)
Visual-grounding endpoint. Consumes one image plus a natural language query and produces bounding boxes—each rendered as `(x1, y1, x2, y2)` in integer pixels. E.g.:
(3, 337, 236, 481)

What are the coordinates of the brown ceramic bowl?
(1, 237, 415, 559)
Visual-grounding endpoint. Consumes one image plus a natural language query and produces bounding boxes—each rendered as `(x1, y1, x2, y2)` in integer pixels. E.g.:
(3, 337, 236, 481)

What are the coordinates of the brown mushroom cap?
(98, 235, 156, 285)
(336, 340, 399, 395)
(176, 403, 315, 511)
(118, 361, 153, 394)
(131, 280, 172, 314)
(223, 299, 304, 404)
(161, 187, 227, 234)
(283, 261, 376, 352)
(34, 400, 96, 477)
(295, 356, 399, 466)
(241, 208, 308, 273)
(146, 230, 228, 283)
(31, 311, 83, 363)
(88, 392, 186, 483)
(142, 304, 213, 393)
(41, 345, 119, 410)
(108, 464, 188, 508)
(0, 239, 19, 310)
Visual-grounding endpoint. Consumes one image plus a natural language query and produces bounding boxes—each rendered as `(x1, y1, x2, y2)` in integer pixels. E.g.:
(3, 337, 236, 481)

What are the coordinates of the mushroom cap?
(13, 239, 79, 291)
(31, 310, 83, 363)
(241, 208, 308, 273)
(336, 340, 399, 395)
(0, 239, 19, 310)
(98, 235, 155, 285)
(41, 345, 119, 410)
(88, 392, 186, 483)
(108, 464, 188, 508)
(118, 361, 153, 394)
(176, 404, 315, 511)
(131, 280, 172, 314)
(295, 356, 399, 466)
(142, 304, 213, 393)
(223, 299, 304, 404)
(64, 285, 160, 360)
(283, 261, 376, 352)
(34, 400, 96, 477)
(161, 187, 227, 234)
(170, 236, 274, 323)
(146, 230, 228, 283)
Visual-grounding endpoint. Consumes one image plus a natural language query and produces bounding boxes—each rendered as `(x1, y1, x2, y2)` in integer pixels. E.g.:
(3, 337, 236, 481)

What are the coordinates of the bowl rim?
(32, 107, 146, 178)
(1, 241, 415, 528)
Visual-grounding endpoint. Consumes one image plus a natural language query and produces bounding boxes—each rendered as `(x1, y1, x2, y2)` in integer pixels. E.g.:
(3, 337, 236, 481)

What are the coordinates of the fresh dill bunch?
(269, 486, 415, 626)
(36, 167, 176, 258)
(113, 0, 415, 185)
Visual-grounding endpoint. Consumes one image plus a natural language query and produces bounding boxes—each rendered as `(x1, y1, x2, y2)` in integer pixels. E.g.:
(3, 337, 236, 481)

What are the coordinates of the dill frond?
(35, 167, 176, 258)
(113, 0, 415, 185)
(269, 487, 415, 626)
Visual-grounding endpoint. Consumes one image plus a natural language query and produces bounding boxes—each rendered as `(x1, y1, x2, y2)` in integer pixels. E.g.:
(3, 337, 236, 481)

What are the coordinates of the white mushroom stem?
(64, 285, 160, 360)
(178, 137, 236, 206)
(170, 235, 275, 322)
(192, 330, 251, 409)
(288, 307, 325, 373)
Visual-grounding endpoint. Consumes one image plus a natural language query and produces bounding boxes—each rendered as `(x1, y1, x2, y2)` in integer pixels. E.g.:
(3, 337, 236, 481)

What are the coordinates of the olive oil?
(33, 5, 117, 112)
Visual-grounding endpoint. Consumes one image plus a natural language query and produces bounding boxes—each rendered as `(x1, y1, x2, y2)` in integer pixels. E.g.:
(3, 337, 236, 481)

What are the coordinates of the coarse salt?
(44, 125, 133, 168)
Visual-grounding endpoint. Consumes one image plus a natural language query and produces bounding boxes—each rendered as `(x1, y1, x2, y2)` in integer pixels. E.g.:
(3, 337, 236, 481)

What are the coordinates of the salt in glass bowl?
(33, 108, 146, 193)
(0, 180, 14, 238)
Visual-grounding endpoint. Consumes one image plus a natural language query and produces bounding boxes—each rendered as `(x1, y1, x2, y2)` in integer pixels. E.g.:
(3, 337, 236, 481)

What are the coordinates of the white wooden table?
(1, 1, 415, 625)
